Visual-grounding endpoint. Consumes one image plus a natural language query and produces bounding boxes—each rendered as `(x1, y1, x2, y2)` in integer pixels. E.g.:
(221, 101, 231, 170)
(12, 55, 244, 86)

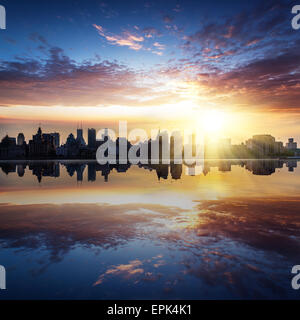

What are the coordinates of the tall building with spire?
(76, 128, 86, 146)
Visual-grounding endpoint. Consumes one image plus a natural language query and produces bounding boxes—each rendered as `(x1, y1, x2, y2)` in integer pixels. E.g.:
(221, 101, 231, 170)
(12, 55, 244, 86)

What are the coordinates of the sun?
(201, 109, 226, 133)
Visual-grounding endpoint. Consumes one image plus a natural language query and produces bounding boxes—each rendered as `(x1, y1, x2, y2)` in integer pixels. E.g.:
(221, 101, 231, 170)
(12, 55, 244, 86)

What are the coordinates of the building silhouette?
(246, 135, 284, 157)
(17, 133, 25, 146)
(28, 127, 56, 158)
(50, 133, 60, 148)
(0, 135, 26, 159)
(76, 128, 86, 147)
(0, 127, 299, 161)
(88, 128, 96, 149)
(286, 138, 297, 151)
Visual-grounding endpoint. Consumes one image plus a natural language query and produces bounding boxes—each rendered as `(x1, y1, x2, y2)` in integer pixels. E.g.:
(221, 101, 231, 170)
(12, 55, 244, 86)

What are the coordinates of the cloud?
(156, 1, 300, 112)
(93, 24, 144, 50)
(0, 44, 178, 107)
(1, 1, 299, 113)
(190, 197, 300, 260)
(152, 51, 163, 56)
(0, 202, 183, 271)
(29, 32, 49, 46)
(1, 195, 300, 297)
(93, 255, 165, 286)
(192, 50, 300, 110)
(153, 42, 165, 50)
(93, 259, 144, 285)
(99, 1, 119, 19)
(246, 38, 261, 46)
(183, 0, 293, 57)
(173, 4, 182, 13)
(163, 15, 174, 24)
(142, 27, 161, 38)
(223, 25, 235, 39)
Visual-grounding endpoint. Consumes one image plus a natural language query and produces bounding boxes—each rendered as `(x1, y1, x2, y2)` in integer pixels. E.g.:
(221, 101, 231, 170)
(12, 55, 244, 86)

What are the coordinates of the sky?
(0, 0, 299, 144)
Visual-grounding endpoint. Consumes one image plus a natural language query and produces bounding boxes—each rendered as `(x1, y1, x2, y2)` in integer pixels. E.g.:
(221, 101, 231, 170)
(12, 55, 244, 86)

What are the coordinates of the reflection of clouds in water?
(1, 198, 300, 262)
(178, 247, 288, 299)
(154, 197, 300, 259)
(160, 198, 300, 298)
(0, 202, 182, 270)
(93, 255, 165, 286)
(190, 198, 300, 260)
(0, 198, 300, 297)
(93, 259, 144, 286)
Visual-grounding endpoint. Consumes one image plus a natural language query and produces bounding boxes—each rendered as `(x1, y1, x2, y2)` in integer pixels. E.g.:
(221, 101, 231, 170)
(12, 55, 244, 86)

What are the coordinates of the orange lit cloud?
(93, 255, 165, 286)
(93, 24, 144, 50)
(93, 259, 144, 286)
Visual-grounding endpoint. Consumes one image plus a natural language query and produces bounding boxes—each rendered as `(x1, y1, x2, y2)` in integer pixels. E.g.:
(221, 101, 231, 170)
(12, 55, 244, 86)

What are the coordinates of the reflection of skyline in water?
(0, 160, 300, 299)
(0, 159, 298, 183)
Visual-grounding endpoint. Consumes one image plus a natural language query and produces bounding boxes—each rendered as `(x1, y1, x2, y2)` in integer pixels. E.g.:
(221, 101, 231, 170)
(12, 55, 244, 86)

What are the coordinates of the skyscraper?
(88, 128, 96, 149)
(286, 138, 297, 151)
(50, 133, 60, 148)
(76, 128, 86, 146)
(17, 133, 25, 146)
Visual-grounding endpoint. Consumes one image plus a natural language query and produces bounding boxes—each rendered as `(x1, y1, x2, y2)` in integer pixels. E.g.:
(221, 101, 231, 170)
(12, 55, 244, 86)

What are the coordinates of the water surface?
(0, 160, 299, 299)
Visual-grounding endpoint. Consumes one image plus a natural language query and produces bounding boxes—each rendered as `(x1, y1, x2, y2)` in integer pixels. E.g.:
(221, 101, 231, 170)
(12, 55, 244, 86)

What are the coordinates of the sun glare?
(201, 110, 226, 133)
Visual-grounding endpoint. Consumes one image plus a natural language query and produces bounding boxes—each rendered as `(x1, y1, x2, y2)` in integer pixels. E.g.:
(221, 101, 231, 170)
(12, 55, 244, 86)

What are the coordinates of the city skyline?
(0, 0, 300, 144)
(1, 124, 300, 146)
(0, 124, 299, 161)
